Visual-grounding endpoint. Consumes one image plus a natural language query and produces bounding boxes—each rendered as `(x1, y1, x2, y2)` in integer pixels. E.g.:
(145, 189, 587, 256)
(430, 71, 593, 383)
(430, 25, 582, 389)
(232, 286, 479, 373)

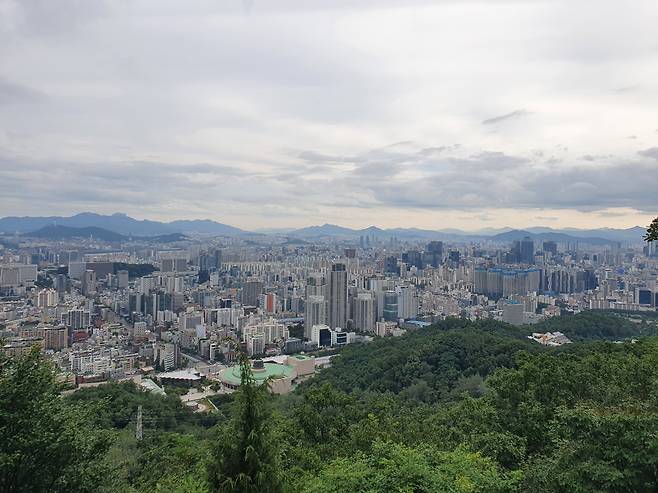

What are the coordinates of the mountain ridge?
(0, 212, 245, 236)
(23, 225, 188, 243)
(287, 224, 643, 244)
(0, 213, 646, 243)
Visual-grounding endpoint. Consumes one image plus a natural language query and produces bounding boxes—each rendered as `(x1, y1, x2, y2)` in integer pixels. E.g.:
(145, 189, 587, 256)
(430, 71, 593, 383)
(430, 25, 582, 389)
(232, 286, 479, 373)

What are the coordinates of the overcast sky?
(1, 0, 657, 230)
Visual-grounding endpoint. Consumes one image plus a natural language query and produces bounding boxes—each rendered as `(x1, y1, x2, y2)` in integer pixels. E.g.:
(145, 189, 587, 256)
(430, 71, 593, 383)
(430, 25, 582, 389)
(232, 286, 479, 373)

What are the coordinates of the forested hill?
(304, 318, 537, 401)
(291, 315, 658, 492)
(303, 312, 658, 400)
(4, 313, 658, 492)
(526, 310, 658, 341)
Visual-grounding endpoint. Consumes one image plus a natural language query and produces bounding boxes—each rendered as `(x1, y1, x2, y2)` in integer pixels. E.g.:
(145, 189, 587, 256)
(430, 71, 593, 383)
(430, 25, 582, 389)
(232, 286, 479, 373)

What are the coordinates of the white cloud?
(0, 0, 657, 229)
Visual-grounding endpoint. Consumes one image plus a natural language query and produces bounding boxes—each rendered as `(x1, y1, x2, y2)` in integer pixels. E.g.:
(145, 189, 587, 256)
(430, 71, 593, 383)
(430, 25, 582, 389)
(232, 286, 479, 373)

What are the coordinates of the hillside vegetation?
(3, 313, 658, 492)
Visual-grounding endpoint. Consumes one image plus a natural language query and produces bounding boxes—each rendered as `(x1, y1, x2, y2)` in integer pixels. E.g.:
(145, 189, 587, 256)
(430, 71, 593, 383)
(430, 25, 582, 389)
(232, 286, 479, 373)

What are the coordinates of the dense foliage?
(645, 216, 658, 242)
(528, 310, 658, 340)
(0, 349, 109, 493)
(306, 318, 534, 401)
(207, 353, 281, 492)
(3, 313, 658, 492)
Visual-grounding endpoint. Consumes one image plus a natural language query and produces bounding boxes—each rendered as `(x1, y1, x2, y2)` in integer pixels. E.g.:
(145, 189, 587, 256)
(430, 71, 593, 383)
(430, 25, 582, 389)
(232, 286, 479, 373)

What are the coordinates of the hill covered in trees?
(526, 310, 658, 341)
(3, 314, 658, 492)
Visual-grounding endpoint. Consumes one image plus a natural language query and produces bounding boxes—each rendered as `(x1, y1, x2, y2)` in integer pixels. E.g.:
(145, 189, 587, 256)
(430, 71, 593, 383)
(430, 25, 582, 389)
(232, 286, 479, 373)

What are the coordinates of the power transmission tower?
(136, 405, 143, 441)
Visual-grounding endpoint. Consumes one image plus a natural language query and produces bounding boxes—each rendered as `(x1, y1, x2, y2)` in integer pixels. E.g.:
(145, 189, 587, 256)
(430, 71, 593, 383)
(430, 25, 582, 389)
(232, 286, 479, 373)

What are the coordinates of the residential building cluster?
(1, 228, 656, 393)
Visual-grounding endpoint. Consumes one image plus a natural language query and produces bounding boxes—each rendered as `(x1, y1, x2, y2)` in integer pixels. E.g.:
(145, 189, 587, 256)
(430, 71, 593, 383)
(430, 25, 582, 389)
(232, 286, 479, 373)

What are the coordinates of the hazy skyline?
(1, 0, 657, 230)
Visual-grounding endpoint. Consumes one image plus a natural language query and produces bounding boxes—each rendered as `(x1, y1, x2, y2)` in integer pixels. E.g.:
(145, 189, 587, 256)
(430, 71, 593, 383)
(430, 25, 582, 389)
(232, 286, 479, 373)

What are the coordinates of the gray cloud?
(639, 148, 658, 160)
(302, 145, 658, 213)
(482, 110, 527, 125)
(1, 0, 658, 227)
(2, 141, 658, 224)
(0, 78, 47, 105)
(297, 151, 349, 165)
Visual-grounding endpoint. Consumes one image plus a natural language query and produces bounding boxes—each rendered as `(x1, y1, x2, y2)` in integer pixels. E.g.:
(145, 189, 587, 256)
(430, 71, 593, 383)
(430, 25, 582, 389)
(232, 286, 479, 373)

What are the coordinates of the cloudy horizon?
(1, 0, 657, 230)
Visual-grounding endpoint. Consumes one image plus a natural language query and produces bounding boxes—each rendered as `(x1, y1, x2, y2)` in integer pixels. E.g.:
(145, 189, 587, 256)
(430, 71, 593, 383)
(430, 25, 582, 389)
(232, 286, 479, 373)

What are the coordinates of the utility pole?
(136, 405, 143, 441)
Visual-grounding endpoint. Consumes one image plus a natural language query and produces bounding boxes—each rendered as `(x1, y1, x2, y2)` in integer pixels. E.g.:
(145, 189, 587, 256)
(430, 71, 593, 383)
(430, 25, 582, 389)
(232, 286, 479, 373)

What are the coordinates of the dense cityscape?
(2, 213, 656, 399)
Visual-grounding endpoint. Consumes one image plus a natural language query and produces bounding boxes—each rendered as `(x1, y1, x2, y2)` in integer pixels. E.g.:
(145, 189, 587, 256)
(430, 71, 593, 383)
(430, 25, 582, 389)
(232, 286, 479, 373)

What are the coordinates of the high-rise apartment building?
(304, 295, 326, 339)
(82, 270, 96, 296)
(117, 270, 129, 289)
(396, 285, 418, 320)
(328, 262, 347, 329)
(242, 279, 263, 307)
(512, 237, 535, 264)
(353, 292, 375, 332)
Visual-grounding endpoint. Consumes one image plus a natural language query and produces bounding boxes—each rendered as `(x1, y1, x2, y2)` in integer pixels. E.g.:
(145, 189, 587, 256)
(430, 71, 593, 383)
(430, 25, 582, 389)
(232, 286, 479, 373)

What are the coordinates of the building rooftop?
(157, 369, 203, 381)
(139, 378, 166, 396)
(219, 362, 294, 386)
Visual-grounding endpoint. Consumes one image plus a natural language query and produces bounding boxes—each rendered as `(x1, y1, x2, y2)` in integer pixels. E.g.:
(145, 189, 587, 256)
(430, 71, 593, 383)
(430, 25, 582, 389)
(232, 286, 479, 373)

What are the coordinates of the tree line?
(2, 313, 658, 492)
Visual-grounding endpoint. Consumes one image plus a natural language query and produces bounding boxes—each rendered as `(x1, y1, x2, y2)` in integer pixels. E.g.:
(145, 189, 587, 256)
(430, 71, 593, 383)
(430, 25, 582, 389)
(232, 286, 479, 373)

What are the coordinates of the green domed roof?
(220, 362, 294, 386)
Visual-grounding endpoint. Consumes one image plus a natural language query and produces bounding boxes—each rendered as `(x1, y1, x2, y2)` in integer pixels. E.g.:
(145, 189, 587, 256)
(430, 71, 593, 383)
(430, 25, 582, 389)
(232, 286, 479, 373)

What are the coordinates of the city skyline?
(1, 1, 658, 230)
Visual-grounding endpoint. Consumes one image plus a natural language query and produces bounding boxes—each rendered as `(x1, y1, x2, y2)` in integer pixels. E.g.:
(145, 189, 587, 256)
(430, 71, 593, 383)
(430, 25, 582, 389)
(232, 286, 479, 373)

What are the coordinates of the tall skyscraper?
(306, 274, 327, 297)
(384, 256, 399, 274)
(55, 273, 68, 302)
(424, 241, 443, 267)
(403, 250, 422, 269)
(542, 241, 558, 255)
(82, 269, 96, 296)
(353, 292, 375, 332)
(304, 295, 326, 339)
(242, 279, 263, 306)
(520, 237, 535, 264)
(117, 270, 129, 289)
(396, 285, 418, 320)
(328, 262, 348, 329)
(382, 290, 398, 321)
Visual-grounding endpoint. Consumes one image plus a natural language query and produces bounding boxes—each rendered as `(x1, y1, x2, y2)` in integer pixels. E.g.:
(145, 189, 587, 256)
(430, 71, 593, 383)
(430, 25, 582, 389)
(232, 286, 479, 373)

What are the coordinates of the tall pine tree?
(207, 350, 281, 493)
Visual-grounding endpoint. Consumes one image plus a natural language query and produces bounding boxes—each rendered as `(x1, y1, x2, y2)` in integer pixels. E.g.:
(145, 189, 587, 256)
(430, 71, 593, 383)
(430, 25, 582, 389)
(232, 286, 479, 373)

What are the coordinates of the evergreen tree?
(0, 348, 109, 493)
(646, 217, 658, 242)
(207, 351, 281, 493)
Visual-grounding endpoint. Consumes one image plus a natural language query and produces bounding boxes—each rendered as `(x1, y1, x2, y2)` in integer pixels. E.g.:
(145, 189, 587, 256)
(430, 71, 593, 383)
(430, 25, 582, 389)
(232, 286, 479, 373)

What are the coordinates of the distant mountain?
(557, 226, 646, 243)
(23, 226, 189, 243)
(1, 212, 646, 243)
(287, 223, 643, 245)
(167, 219, 244, 236)
(254, 227, 296, 234)
(25, 225, 126, 242)
(0, 212, 245, 236)
(67, 212, 171, 235)
(289, 224, 360, 237)
(490, 230, 534, 242)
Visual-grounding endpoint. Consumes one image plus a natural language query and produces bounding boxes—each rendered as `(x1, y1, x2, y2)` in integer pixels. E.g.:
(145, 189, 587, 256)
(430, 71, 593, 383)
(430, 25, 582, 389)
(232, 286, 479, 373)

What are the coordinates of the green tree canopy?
(207, 353, 281, 493)
(0, 349, 110, 493)
(645, 217, 658, 242)
(301, 442, 520, 493)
